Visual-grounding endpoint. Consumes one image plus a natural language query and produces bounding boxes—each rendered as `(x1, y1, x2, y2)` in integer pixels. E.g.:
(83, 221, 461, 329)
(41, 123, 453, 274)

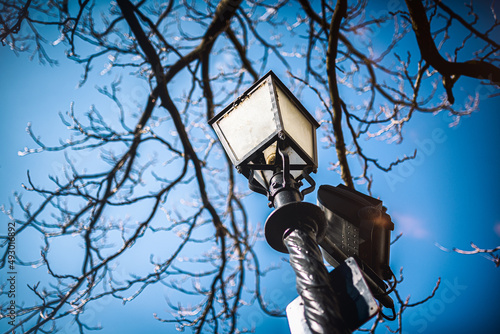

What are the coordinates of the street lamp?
(210, 71, 391, 333)
(210, 71, 349, 333)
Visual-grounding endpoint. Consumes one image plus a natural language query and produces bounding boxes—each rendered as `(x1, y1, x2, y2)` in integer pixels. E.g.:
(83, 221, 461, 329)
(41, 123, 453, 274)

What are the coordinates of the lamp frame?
(209, 71, 320, 180)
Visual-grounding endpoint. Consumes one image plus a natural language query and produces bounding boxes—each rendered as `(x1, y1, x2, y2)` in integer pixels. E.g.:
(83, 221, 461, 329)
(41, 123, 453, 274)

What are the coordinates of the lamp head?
(209, 71, 319, 195)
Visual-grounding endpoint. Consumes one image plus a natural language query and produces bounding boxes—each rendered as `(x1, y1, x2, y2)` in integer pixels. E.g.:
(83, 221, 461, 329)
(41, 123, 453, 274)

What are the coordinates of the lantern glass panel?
(283, 146, 307, 178)
(276, 86, 316, 164)
(217, 82, 277, 162)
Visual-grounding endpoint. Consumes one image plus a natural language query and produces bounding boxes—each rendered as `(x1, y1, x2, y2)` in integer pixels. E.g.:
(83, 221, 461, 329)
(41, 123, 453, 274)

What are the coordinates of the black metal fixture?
(210, 71, 394, 333)
(317, 184, 396, 316)
(317, 184, 394, 281)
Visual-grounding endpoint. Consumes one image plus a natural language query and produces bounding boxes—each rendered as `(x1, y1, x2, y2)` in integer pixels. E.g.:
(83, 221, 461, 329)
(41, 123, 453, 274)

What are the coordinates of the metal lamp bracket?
(300, 170, 316, 199)
(248, 169, 269, 197)
(246, 142, 317, 208)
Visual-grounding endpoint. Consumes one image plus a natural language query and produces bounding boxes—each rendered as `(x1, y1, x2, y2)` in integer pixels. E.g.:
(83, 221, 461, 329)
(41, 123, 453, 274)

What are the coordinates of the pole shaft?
(284, 227, 349, 334)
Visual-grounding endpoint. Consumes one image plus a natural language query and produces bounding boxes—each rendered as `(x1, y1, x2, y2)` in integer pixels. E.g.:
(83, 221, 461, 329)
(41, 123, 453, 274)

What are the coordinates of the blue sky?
(1, 3, 500, 334)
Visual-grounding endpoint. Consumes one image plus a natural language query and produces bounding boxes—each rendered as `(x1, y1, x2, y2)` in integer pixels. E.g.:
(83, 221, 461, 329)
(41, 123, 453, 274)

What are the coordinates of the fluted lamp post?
(210, 71, 349, 334)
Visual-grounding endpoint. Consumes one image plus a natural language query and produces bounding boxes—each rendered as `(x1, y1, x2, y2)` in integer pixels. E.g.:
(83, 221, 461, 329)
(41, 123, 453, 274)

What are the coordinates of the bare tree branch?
(405, 0, 500, 103)
(436, 242, 500, 267)
(1, 1, 498, 333)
